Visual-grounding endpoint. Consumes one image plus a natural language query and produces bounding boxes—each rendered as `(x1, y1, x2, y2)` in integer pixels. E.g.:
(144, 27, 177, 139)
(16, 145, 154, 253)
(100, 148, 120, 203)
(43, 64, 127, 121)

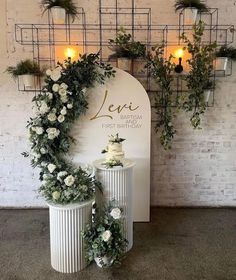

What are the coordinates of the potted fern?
(175, 0, 209, 25)
(6, 59, 43, 88)
(41, 0, 78, 24)
(108, 28, 146, 72)
(215, 45, 236, 72)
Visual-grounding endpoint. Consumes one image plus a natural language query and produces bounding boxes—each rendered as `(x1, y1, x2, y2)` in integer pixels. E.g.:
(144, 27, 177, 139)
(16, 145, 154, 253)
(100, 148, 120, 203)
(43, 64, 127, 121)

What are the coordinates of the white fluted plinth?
(93, 159, 135, 251)
(48, 199, 94, 273)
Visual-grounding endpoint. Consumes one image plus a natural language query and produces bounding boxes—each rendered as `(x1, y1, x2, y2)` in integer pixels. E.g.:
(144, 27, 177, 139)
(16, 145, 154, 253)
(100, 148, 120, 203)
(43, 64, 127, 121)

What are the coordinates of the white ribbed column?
(93, 159, 135, 251)
(48, 199, 94, 273)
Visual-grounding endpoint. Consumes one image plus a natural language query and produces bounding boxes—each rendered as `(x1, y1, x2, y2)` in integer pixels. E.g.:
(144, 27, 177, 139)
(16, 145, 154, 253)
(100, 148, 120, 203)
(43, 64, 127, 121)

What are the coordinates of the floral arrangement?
(174, 0, 209, 12)
(215, 45, 236, 60)
(82, 202, 128, 268)
(102, 159, 124, 169)
(26, 53, 115, 204)
(108, 133, 125, 144)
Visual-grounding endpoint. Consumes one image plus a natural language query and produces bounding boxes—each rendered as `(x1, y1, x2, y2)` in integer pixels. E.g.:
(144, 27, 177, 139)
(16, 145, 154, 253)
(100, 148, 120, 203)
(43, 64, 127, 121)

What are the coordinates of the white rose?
(58, 88, 67, 96)
(39, 101, 50, 114)
(60, 83, 68, 90)
(46, 92, 53, 99)
(47, 113, 57, 122)
(110, 208, 121, 220)
(64, 175, 75, 187)
(67, 103, 73, 109)
(52, 83, 60, 92)
(80, 185, 88, 192)
(57, 171, 68, 181)
(32, 151, 41, 159)
(40, 147, 47, 154)
(46, 69, 52, 76)
(46, 127, 60, 140)
(60, 95, 68, 103)
(101, 230, 112, 242)
(47, 163, 56, 173)
(60, 107, 67, 115)
(52, 191, 60, 200)
(32, 104, 40, 115)
(35, 127, 44, 135)
(50, 69, 61, 82)
(81, 88, 87, 94)
(57, 114, 65, 123)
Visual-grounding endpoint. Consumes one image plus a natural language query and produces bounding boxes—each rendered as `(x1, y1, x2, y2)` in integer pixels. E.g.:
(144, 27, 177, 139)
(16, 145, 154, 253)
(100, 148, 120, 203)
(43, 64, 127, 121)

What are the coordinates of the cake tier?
(107, 142, 123, 153)
(106, 151, 125, 161)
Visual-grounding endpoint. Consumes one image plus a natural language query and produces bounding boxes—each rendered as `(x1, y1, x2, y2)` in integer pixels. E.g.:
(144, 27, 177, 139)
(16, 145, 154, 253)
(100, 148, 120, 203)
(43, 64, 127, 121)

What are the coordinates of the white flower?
(57, 114, 65, 123)
(47, 163, 56, 173)
(39, 101, 50, 114)
(110, 208, 121, 220)
(57, 171, 68, 181)
(58, 88, 67, 96)
(46, 92, 53, 99)
(60, 83, 68, 90)
(52, 83, 60, 92)
(46, 69, 52, 76)
(101, 230, 112, 242)
(35, 127, 44, 135)
(60, 107, 67, 115)
(40, 148, 47, 154)
(168, 122, 172, 127)
(41, 162, 48, 168)
(50, 68, 61, 82)
(31, 151, 41, 159)
(81, 88, 87, 94)
(60, 95, 68, 103)
(64, 175, 75, 186)
(52, 191, 60, 200)
(52, 108, 57, 113)
(47, 113, 57, 122)
(46, 127, 60, 140)
(67, 103, 73, 109)
(80, 185, 88, 192)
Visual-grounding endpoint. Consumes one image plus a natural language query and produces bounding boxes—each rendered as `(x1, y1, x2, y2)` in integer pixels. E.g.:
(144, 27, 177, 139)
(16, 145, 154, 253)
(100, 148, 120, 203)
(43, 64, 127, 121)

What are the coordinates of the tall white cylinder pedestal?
(48, 199, 94, 273)
(93, 159, 135, 251)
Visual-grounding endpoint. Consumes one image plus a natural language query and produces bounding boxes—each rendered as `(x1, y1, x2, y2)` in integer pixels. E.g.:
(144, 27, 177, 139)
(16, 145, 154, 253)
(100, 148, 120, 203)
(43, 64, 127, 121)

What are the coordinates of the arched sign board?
(70, 68, 151, 222)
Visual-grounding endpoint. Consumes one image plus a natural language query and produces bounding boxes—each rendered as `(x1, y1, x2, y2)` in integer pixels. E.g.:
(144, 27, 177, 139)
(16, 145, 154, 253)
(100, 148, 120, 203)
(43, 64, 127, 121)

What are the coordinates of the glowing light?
(64, 47, 77, 59)
(175, 48, 184, 58)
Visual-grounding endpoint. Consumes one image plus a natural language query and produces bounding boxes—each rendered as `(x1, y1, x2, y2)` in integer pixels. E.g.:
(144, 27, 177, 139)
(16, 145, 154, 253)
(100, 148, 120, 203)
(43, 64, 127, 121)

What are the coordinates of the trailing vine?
(181, 21, 217, 129)
(27, 53, 115, 204)
(147, 45, 176, 149)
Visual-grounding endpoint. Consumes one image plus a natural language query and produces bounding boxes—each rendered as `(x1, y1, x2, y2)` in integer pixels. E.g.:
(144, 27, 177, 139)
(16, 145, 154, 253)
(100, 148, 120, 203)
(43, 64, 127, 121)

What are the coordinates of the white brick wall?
(0, 0, 236, 207)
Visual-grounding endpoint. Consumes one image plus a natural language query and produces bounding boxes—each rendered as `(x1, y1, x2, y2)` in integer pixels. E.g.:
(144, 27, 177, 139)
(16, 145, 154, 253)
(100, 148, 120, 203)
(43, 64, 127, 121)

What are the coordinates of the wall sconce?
(174, 48, 184, 73)
(55, 46, 82, 64)
(64, 47, 77, 60)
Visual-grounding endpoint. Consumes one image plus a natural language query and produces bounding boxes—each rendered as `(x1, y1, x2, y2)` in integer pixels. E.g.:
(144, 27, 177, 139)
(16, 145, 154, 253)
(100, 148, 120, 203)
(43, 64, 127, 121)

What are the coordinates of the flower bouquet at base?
(82, 201, 128, 268)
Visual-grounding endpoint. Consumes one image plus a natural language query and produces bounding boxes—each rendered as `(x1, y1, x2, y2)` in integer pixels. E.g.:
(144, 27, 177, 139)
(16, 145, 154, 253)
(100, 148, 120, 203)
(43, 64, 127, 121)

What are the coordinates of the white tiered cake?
(102, 134, 125, 168)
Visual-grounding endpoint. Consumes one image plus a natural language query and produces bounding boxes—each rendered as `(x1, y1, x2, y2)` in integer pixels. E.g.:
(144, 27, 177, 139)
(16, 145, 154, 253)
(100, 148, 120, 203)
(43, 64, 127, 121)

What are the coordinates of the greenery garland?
(147, 45, 177, 150)
(27, 53, 115, 204)
(180, 21, 216, 129)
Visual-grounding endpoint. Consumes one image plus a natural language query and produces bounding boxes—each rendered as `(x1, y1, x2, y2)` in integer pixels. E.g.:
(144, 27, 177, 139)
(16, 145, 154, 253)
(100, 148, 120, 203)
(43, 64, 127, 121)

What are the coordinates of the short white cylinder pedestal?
(93, 159, 135, 251)
(48, 199, 94, 273)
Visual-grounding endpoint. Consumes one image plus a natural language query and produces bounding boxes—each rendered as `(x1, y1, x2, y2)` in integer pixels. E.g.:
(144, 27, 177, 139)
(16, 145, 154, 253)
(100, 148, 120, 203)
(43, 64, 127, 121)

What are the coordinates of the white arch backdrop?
(70, 68, 151, 222)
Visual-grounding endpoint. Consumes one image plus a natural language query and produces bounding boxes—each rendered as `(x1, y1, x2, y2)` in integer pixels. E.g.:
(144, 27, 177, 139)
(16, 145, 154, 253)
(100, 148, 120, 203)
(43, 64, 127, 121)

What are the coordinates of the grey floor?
(0, 208, 236, 280)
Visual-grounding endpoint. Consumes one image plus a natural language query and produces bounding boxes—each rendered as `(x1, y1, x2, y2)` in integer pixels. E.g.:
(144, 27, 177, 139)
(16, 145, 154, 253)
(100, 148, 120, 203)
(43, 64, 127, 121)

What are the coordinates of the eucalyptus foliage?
(181, 21, 217, 129)
(109, 27, 146, 59)
(174, 0, 209, 12)
(26, 53, 115, 204)
(41, 0, 78, 21)
(6, 59, 43, 79)
(147, 45, 176, 150)
(82, 202, 128, 267)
